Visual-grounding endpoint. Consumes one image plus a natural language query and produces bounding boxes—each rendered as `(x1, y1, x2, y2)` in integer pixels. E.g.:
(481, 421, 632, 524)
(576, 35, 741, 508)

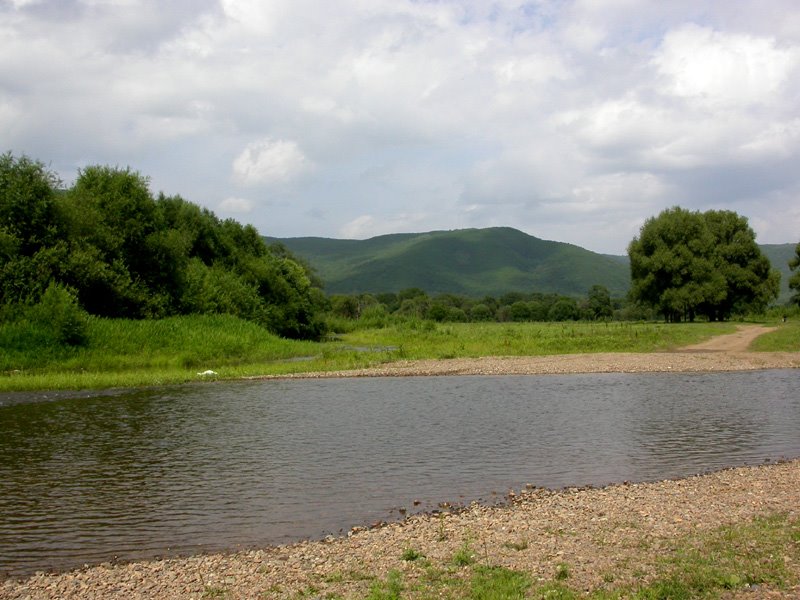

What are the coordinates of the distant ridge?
(759, 243, 797, 304)
(267, 227, 631, 297)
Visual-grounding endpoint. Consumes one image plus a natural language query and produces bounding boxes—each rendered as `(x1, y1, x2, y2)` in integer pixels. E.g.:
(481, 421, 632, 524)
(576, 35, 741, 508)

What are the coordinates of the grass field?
(0, 315, 793, 392)
(750, 318, 800, 351)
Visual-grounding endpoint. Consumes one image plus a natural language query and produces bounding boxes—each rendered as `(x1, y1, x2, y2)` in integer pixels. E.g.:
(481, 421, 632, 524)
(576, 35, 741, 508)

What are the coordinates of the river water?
(1, 369, 799, 576)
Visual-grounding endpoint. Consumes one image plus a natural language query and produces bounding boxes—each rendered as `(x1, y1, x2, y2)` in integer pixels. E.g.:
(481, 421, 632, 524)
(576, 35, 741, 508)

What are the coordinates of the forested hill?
(760, 243, 798, 304)
(266, 227, 632, 297)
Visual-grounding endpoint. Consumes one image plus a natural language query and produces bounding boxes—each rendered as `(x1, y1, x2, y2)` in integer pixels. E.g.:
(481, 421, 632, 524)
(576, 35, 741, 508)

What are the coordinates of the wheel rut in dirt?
(677, 324, 778, 353)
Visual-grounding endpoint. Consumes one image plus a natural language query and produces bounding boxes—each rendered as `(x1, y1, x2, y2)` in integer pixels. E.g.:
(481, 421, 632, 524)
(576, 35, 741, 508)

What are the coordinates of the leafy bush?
(27, 283, 88, 346)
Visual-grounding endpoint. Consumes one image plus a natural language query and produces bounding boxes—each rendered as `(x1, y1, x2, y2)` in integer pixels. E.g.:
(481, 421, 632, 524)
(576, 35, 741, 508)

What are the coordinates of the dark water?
(1, 370, 799, 576)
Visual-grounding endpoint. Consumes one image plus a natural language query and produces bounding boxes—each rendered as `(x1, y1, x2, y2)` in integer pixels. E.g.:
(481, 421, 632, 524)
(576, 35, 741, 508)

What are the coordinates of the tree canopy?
(0, 153, 325, 339)
(628, 207, 779, 322)
(789, 242, 800, 305)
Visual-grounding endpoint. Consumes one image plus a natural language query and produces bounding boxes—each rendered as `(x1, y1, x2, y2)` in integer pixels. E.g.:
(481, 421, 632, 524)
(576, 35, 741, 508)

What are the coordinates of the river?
(1, 369, 798, 576)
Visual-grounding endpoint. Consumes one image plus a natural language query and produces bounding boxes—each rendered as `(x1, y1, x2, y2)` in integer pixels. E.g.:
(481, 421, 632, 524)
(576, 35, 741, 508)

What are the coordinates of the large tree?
(628, 207, 779, 321)
(0, 153, 63, 305)
(790, 242, 800, 305)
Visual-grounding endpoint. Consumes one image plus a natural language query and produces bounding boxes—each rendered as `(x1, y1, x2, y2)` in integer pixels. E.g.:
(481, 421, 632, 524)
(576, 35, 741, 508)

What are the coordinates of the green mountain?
(759, 243, 797, 304)
(267, 227, 632, 297)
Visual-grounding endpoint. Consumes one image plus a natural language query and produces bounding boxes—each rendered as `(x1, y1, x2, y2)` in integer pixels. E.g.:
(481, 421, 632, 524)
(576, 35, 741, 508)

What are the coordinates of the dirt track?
(677, 324, 779, 352)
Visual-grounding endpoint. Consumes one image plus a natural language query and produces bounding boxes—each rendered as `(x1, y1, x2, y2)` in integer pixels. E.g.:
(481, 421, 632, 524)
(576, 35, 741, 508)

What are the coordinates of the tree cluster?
(326, 284, 637, 325)
(0, 153, 325, 339)
(628, 207, 779, 321)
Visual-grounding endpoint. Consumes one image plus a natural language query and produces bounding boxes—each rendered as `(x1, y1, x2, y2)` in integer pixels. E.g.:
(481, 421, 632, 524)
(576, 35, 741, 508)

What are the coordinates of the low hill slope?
(267, 227, 631, 297)
(759, 243, 797, 304)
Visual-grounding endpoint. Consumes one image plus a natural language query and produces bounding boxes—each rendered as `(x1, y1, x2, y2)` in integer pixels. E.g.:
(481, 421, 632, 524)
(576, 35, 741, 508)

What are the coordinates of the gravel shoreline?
(4, 328, 799, 599)
(3, 460, 799, 599)
(262, 350, 800, 380)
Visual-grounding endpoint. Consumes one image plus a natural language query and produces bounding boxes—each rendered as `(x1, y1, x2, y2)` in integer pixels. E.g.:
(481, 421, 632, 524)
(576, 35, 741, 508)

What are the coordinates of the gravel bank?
(3, 460, 799, 599)
(269, 350, 800, 380)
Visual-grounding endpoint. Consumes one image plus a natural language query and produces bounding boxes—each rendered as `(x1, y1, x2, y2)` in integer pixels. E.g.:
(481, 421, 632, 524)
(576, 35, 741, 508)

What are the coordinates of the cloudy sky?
(2, 0, 799, 253)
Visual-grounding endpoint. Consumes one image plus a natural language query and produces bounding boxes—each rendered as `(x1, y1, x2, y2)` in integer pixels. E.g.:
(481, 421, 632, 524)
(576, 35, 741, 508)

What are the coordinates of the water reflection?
(1, 369, 798, 576)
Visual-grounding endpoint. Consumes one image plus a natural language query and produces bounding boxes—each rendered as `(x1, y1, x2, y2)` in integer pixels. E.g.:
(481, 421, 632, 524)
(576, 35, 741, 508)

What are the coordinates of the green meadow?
(3, 315, 794, 392)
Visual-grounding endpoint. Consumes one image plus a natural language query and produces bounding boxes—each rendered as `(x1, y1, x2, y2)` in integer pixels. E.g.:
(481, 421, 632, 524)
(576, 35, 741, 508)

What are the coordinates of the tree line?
(0, 153, 326, 340)
(325, 284, 648, 325)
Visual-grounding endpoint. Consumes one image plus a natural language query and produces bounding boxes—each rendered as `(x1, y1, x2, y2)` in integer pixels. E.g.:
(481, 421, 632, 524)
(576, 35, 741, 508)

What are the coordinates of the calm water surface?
(1, 370, 799, 576)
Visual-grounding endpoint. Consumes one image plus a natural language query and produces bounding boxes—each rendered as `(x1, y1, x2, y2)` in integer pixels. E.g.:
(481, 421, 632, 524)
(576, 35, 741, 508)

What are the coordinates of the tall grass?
(0, 314, 327, 390)
(337, 321, 740, 360)
(0, 316, 752, 392)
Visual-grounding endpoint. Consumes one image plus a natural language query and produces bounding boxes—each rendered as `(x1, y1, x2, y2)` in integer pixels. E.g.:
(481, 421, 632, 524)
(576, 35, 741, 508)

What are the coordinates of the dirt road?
(677, 324, 778, 352)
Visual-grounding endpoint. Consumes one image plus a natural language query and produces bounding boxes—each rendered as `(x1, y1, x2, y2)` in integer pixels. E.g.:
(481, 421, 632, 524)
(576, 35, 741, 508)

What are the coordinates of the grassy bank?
(1, 316, 791, 392)
(750, 318, 800, 351)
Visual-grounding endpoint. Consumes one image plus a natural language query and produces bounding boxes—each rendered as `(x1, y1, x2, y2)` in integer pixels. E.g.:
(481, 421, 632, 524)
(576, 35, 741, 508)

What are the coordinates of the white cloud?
(654, 24, 800, 109)
(3, 0, 800, 254)
(339, 213, 431, 240)
(232, 139, 311, 186)
(219, 196, 254, 213)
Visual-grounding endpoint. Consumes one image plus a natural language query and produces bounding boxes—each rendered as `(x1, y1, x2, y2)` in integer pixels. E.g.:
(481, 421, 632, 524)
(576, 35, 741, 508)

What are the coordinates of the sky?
(2, 0, 800, 254)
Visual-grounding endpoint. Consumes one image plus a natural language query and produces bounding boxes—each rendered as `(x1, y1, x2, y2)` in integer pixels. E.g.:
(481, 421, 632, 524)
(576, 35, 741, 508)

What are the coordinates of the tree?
(548, 297, 579, 321)
(0, 153, 60, 254)
(628, 207, 779, 321)
(586, 285, 613, 320)
(0, 154, 63, 305)
(790, 242, 800, 305)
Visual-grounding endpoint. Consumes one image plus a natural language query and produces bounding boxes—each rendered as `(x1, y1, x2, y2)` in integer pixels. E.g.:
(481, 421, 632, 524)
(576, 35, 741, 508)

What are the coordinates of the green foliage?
(0, 153, 62, 305)
(452, 542, 476, 566)
(324, 288, 635, 330)
(0, 284, 88, 362)
(0, 152, 60, 254)
(470, 566, 531, 600)
(548, 298, 579, 322)
(365, 570, 403, 600)
(634, 513, 798, 599)
(629, 207, 779, 321)
(587, 284, 613, 319)
(0, 153, 325, 339)
(789, 242, 800, 305)
(401, 547, 424, 561)
(27, 283, 89, 346)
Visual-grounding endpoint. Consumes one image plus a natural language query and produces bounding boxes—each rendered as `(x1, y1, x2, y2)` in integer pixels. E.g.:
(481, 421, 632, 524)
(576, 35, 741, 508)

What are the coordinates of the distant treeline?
(0, 153, 326, 341)
(325, 285, 653, 327)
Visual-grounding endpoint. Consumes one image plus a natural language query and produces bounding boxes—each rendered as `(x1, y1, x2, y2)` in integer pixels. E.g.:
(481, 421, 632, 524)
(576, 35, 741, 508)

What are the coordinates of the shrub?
(27, 283, 89, 346)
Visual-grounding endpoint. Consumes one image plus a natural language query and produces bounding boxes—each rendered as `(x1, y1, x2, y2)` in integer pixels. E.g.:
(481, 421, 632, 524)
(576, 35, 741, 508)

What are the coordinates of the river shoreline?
(255, 350, 800, 380)
(3, 459, 799, 599)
